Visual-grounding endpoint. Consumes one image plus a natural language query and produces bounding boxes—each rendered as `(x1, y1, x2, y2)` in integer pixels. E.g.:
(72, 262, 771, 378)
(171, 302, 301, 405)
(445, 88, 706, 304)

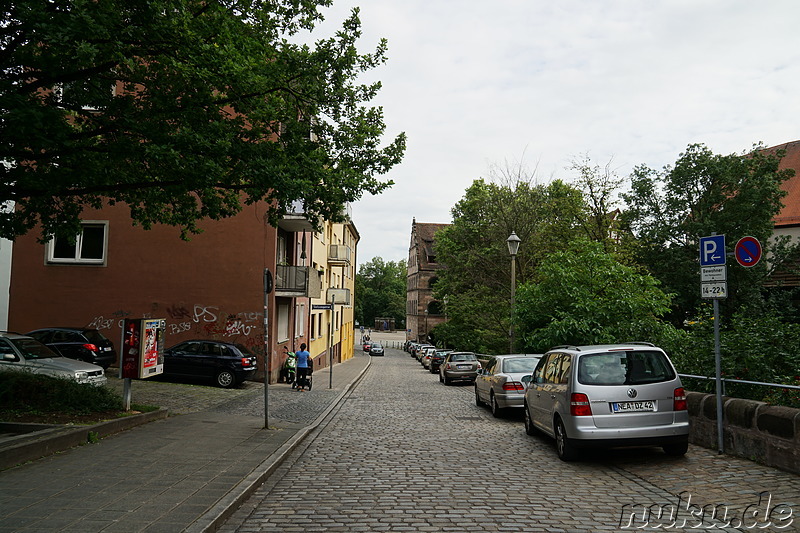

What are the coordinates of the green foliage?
(0, 371, 122, 415)
(621, 143, 798, 324)
(433, 178, 587, 354)
(668, 307, 800, 407)
(1, 1, 405, 241)
(355, 257, 405, 329)
(515, 239, 680, 353)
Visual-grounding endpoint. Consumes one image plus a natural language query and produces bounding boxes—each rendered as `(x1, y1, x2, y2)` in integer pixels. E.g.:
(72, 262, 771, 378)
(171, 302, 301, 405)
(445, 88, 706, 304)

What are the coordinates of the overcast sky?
(313, 1, 800, 264)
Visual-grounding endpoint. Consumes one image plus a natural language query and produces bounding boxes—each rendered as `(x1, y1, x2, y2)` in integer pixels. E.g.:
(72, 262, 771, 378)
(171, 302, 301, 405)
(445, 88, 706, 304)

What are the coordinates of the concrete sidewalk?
(0, 354, 371, 533)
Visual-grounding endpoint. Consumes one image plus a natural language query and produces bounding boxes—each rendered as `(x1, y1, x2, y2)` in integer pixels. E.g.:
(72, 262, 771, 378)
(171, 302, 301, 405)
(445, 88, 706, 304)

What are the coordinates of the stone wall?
(687, 391, 799, 474)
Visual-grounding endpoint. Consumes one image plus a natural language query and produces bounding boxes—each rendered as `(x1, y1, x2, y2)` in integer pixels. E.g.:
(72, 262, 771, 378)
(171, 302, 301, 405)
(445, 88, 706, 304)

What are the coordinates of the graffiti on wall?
(86, 303, 265, 350)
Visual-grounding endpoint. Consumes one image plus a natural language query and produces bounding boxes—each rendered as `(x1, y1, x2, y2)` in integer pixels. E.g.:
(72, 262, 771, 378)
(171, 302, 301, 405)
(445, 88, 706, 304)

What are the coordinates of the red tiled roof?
(769, 140, 800, 227)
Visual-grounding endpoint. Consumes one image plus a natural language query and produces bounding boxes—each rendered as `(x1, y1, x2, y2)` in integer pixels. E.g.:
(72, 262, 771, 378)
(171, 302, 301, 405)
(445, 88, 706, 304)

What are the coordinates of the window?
(47, 222, 108, 265)
(296, 303, 305, 337)
(277, 302, 290, 342)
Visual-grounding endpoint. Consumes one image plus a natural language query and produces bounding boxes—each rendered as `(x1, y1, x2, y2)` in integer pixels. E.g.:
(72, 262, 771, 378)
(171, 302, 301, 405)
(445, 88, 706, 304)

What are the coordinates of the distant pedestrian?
(295, 343, 311, 391)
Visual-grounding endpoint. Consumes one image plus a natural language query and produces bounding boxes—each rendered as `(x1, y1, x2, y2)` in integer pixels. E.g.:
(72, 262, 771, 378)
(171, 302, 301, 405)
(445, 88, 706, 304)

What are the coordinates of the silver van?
(523, 343, 688, 461)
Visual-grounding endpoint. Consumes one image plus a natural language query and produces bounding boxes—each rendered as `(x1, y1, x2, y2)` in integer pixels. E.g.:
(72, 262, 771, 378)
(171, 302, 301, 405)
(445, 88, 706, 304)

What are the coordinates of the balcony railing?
(275, 265, 321, 298)
(328, 244, 352, 265)
(278, 200, 315, 232)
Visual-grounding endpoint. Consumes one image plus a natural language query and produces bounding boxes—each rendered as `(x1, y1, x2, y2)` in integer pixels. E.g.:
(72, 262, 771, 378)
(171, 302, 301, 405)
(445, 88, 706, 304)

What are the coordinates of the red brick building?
(406, 219, 449, 343)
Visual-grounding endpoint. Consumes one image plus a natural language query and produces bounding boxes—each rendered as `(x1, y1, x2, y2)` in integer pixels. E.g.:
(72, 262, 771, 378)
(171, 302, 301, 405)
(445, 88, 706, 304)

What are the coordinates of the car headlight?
(75, 371, 88, 383)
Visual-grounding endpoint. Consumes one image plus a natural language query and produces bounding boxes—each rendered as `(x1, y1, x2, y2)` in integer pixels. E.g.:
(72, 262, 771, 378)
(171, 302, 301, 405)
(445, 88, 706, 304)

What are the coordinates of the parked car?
(26, 327, 117, 369)
(369, 343, 385, 356)
(414, 344, 433, 361)
(429, 349, 453, 373)
(162, 340, 257, 388)
(0, 332, 107, 386)
(439, 352, 481, 385)
(420, 347, 438, 369)
(475, 354, 542, 417)
(524, 343, 689, 461)
(363, 342, 372, 352)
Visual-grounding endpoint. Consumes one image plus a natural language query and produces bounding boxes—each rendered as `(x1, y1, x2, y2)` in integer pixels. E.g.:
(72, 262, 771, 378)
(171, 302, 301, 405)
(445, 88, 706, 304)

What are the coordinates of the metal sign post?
(263, 268, 272, 429)
(699, 234, 726, 454)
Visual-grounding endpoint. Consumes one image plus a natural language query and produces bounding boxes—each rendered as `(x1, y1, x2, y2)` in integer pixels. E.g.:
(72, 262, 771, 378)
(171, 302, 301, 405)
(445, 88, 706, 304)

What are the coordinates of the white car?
(475, 354, 542, 417)
(0, 332, 107, 386)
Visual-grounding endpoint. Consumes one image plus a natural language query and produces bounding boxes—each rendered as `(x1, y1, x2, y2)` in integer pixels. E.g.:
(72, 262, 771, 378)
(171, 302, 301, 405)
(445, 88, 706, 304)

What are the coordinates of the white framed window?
(46, 221, 108, 265)
(295, 303, 305, 337)
(277, 302, 290, 342)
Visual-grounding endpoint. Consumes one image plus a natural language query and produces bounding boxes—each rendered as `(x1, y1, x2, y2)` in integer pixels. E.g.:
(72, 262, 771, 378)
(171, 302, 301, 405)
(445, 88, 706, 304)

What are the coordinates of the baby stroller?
(297, 358, 313, 391)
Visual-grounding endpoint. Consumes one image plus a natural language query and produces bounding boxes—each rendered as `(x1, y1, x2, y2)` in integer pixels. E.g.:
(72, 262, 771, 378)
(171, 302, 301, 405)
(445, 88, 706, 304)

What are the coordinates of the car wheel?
(524, 404, 536, 436)
(555, 418, 577, 461)
(490, 393, 503, 418)
(215, 369, 236, 389)
(475, 386, 483, 406)
(443, 376, 451, 386)
(663, 441, 688, 456)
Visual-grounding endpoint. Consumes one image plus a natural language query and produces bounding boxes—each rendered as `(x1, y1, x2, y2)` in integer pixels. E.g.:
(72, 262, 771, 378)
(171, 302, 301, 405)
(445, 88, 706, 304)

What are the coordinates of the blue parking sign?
(699, 235, 726, 266)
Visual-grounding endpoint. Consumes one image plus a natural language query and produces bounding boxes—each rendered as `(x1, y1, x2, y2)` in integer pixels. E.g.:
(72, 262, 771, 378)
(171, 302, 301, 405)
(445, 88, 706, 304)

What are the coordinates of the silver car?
(475, 354, 542, 417)
(0, 332, 107, 386)
(524, 343, 689, 461)
(439, 351, 481, 385)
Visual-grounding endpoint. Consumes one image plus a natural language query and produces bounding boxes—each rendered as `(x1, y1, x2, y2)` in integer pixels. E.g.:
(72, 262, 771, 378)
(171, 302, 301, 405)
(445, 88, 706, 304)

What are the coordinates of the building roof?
(770, 140, 800, 227)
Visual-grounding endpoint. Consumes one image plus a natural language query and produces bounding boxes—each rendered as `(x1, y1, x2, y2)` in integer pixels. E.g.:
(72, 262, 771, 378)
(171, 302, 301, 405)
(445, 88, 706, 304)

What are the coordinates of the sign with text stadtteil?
(699, 235, 727, 299)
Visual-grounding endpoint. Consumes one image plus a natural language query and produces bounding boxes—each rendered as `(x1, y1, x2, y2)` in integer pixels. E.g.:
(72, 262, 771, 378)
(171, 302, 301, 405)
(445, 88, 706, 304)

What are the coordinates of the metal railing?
(678, 373, 800, 396)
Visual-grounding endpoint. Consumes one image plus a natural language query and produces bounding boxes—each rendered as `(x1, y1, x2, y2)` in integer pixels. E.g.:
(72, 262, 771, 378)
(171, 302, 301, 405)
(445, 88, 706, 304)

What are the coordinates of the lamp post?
(424, 309, 429, 342)
(507, 231, 521, 353)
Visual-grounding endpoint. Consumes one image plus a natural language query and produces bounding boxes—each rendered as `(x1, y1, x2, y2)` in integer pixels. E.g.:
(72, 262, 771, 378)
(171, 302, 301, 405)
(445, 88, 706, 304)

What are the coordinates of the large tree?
(621, 144, 796, 324)
(515, 239, 678, 353)
(433, 177, 586, 353)
(1, 1, 405, 241)
(355, 256, 405, 330)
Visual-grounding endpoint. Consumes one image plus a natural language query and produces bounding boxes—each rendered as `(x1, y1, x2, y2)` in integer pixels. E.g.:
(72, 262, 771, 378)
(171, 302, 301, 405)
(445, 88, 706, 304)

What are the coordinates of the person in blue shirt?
(295, 343, 311, 391)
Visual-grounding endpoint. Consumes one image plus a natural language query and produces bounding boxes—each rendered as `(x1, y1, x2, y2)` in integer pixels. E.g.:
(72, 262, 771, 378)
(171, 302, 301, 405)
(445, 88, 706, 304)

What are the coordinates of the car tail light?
(570, 393, 592, 416)
(82, 343, 98, 352)
(673, 387, 687, 411)
(502, 382, 525, 391)
(241, 357, 253, 367)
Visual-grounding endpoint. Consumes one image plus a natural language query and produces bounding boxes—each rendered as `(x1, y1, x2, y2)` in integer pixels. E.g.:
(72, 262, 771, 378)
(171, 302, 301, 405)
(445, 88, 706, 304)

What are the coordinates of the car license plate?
(457, 364, 471, 369)
(612, 401, 655, 413)
(104, 347, 112, 352)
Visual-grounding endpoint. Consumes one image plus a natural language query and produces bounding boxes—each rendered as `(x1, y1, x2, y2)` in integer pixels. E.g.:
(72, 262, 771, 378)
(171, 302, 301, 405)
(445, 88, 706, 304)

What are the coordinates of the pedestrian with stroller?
(295, 343, 311, 391)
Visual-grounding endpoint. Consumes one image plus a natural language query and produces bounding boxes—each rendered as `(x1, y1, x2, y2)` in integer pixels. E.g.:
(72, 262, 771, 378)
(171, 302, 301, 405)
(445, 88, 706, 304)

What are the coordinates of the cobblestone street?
(217, 347, 800, 532)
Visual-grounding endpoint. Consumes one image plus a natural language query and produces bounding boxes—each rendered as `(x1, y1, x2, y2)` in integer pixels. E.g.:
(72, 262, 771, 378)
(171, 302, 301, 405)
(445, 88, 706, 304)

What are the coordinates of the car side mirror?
(521, 374, 532, 384)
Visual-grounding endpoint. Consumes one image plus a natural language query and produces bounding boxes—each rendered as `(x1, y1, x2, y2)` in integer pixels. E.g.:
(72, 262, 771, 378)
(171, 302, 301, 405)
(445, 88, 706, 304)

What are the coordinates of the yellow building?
(307, 206, 359, 368)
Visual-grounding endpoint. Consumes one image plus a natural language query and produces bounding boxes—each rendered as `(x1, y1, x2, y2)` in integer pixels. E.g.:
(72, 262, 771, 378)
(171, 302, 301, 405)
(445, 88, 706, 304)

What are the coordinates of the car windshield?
(371, 344, 382, 348)
(577, 350, 676, 385)
(10, 338, 60, 359)
(503, 358, 540, 373)
(450, 353, 476, 362)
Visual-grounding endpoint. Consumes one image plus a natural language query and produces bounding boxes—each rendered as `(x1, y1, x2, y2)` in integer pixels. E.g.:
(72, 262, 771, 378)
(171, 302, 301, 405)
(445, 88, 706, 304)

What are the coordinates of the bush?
(0, 370, 122, 416)
(667, 307, 800, 408)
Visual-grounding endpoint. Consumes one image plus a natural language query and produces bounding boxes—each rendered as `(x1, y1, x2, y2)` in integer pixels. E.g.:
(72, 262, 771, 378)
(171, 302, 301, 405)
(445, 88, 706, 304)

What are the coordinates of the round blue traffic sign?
(735, 236, 762, 267)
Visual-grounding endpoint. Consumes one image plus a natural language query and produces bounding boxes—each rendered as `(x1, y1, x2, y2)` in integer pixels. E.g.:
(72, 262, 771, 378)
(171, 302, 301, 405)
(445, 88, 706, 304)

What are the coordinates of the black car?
(163, 340, 257, 388)
(26, 327, 117, 369)
(429, 349, 453, 374)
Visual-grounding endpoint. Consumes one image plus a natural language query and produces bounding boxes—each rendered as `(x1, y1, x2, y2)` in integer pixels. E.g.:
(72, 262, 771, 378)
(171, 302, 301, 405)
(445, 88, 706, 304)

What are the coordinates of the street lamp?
(424, 308, 429, 342)
(507, 231, 521, 353)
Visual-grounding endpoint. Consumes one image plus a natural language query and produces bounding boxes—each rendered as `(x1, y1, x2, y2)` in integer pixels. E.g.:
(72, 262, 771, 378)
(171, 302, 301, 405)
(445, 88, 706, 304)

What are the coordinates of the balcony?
(278, 200, 315, 233)
(328, 244, 352, 265)
(275, 265, 321, 298)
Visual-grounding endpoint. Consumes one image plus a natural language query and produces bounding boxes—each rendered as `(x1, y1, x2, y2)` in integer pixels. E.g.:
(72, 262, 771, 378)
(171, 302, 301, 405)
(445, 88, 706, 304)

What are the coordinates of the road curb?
(187, 356, 372, 533)
(0, 408, 169, 471)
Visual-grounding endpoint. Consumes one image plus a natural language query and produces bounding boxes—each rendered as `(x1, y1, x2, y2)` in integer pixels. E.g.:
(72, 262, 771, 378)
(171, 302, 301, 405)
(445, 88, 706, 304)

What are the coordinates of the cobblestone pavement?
(104, 372, 340, 425)
(218, 348, 800, 532)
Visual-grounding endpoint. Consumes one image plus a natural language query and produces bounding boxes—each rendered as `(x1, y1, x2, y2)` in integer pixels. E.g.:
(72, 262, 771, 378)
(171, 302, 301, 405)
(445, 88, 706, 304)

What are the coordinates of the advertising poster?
(120, 318, 165, 379)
